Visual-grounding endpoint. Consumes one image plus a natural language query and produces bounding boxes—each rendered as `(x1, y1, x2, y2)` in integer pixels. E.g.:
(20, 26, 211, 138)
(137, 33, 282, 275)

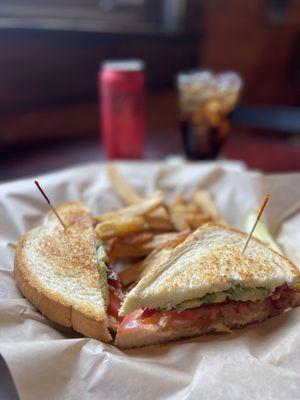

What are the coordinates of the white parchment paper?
(1, 161, 300, 400)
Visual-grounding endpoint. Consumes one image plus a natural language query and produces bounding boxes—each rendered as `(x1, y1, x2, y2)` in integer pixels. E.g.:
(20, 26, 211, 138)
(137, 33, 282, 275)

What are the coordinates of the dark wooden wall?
(1, 29, 199, 113)
(0, 29, 199, 147)
(1, 0, 300, 149)
(200, 0, 300, 105)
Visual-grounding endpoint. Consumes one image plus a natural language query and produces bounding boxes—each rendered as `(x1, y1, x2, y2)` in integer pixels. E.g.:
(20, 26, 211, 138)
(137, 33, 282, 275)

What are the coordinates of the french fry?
(119, 231, 189, 285)
(102, 237, 115, 256)
(104, 233, 153, 263)
(147, 232, 180, 248)
(167, 201, 211, 231)
(144, 215, 174, 232)
(95, 216, 146, 240)
(106, 164, 142, 205)
(119, 260, 144, 286)
(192, 190, 227, 225)
(96, 191, 163, 222)
(169, 195, 186, 207)
(167, 206, 191, 232)
(148, 205, 203, 233)
(149, 206, 170, 222)
(104, 232, 154, 262)
(109, 232, 179, 260)
(122, 232, 154, 245)
(171, 204, 200, 213)
(106, 164, 171, 223)
(185, 213, 211, 230)
(109, 242, 149, 259)
(139, 231, 189, 279)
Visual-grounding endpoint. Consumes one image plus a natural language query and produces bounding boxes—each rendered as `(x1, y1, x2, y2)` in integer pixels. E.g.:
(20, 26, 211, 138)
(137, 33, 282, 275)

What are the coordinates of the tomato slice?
(107, 288, 123, 322)
(118, 310, 159, 334)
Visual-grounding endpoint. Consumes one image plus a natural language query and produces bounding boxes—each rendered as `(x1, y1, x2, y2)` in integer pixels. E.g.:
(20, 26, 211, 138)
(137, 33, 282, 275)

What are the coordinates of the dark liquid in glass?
(180, 120, 225, 160)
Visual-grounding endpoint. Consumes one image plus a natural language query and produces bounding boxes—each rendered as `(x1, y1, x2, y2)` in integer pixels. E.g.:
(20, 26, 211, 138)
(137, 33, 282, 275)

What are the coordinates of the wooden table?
(0, 130, 300, 182)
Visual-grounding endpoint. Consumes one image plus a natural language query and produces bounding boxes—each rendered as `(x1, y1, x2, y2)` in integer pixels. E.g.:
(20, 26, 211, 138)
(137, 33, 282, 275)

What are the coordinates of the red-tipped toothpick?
(242, 194, 270, 255)
(34, 180, 66, 229)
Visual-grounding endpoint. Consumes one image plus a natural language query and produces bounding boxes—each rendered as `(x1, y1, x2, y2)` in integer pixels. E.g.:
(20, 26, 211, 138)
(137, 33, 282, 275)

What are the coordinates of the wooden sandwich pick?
(34, 180, 66, 230)
(242, 194, 270, 255)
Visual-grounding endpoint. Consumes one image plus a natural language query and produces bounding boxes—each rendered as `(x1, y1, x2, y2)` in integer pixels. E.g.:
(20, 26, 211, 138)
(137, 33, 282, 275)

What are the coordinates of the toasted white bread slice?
(14, 201, 111, 342)
(120, 223, 300, 315)
(139, 231, 189, 280)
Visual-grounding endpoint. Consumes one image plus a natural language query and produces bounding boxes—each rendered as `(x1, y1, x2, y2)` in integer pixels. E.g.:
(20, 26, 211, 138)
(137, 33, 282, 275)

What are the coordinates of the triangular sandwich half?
(116, 223, 300, 348)
(15, 202, 112, 341)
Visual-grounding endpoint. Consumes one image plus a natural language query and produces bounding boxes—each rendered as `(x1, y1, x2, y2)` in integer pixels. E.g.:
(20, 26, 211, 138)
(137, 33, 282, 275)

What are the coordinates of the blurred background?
(1, 0, 300, 180)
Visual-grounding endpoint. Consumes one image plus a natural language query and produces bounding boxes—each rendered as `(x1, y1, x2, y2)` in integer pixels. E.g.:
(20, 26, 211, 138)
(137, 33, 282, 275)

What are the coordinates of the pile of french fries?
(95, 164, 227, 286)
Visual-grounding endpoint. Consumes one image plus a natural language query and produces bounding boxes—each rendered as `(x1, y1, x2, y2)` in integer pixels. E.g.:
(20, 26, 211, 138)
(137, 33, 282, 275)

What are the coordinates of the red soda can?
(99, 60, 146, 159)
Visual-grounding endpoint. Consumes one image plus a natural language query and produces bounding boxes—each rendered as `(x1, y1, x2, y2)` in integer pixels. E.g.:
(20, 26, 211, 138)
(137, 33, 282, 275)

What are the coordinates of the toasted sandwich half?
(116, 223, 300, 348)
(14, 201, 117, 342)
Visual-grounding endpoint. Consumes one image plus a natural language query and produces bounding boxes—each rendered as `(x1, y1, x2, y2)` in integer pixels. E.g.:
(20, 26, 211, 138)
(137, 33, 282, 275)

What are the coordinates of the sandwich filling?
(166, 286, 271, 311)
(96, 242, 124, 325)
(118, 284, 300, 337)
